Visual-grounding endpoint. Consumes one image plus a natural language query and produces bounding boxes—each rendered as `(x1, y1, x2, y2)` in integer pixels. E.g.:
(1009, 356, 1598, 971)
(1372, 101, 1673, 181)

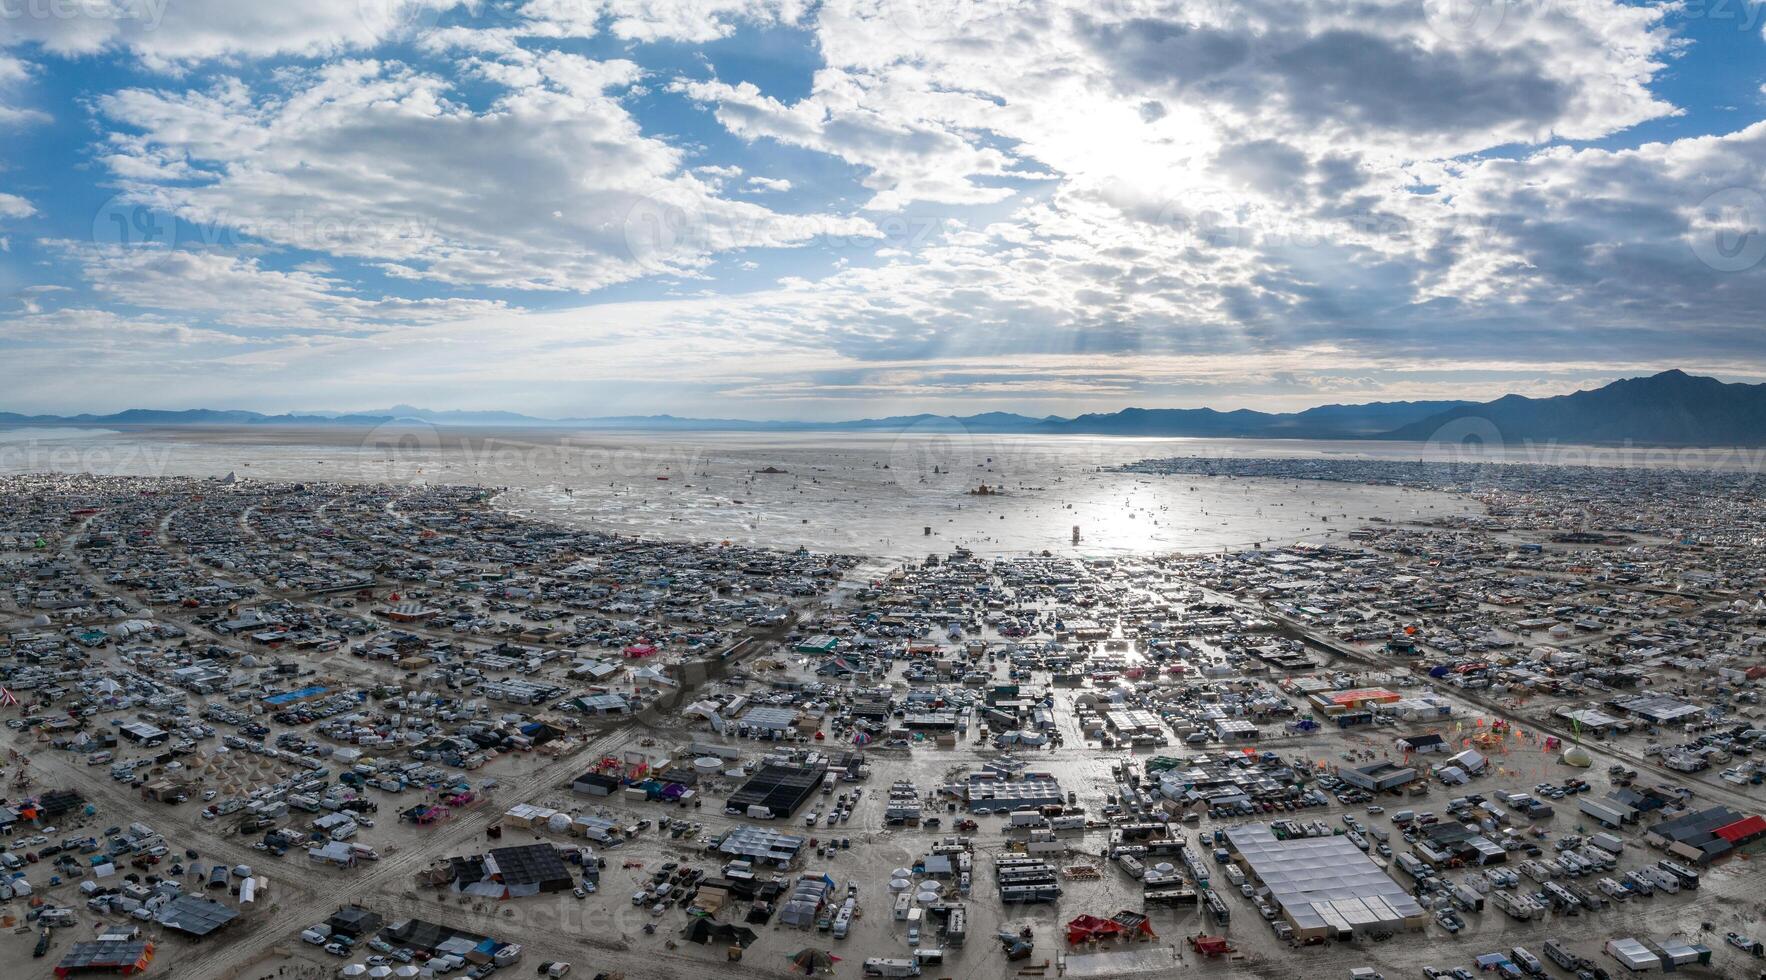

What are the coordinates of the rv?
(1543, 939, 1582, 971)
(863, 958, 921, 977)
(1656, 860, 1700, 890)
(1642, 867, 1679, 895)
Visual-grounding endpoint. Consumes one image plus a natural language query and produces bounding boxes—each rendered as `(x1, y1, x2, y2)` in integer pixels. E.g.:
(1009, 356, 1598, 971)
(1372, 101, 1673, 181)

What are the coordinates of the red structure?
(1065, 912, 1156, 946)
(1187, 934, 1233, 958)
(1714, 814, 1766, 846)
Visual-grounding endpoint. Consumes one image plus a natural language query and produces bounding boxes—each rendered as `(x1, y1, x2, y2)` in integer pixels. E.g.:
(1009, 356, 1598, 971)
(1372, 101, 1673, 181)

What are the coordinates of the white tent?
(1446, 748, 1486, 773)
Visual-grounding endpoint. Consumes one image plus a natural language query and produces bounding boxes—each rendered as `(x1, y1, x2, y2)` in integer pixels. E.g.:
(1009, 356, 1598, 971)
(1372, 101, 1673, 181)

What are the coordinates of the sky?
(3, 0, 1766, 419)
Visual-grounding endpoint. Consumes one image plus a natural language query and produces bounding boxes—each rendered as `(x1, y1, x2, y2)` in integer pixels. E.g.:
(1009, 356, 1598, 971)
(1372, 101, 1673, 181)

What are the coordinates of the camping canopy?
(788, 948, 839, 974)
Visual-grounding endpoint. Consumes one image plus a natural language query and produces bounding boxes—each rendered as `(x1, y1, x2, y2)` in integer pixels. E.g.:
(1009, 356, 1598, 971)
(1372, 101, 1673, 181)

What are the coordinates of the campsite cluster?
(0, 462, 1762, 980)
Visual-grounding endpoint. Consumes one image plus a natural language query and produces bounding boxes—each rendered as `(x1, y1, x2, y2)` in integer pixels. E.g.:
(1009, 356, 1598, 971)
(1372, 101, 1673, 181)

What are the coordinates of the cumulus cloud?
(3, 0, 1759, 414)
(0, 0, 471, 67)
(675, 75, 1024, 209)
(0, 192, 32, 219)
(94, 53, 877, 292)
(63, 244, 512, 330)
(0, 51, 45, 124)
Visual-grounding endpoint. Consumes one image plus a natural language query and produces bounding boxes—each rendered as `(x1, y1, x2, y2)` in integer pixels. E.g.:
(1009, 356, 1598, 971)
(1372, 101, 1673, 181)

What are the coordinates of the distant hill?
(11, 371, 1766, 444)
(1033, 401, 1469, 438)
(1381, 370, 1766, 445)
(0, 409, 394, 426)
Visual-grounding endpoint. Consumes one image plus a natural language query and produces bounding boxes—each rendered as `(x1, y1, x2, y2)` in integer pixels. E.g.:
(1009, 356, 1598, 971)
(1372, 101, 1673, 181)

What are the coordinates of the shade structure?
(888, 878, 910, 891)
(1224, 824, 1426, 938)
(788, 948, 838, 974)
(340, 966, 368, 977)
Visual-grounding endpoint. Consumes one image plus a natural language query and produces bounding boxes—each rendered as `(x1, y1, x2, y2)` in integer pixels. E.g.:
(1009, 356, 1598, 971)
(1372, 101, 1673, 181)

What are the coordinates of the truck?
(1394, 853, 1431, 880)
(1578, 798, 1633, 828)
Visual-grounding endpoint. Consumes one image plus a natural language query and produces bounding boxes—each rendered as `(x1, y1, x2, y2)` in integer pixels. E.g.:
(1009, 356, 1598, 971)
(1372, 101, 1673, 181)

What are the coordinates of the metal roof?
(56, 939, 151, 971)
(1226, 824, 1424, 932)
(155, 894, 239, 936)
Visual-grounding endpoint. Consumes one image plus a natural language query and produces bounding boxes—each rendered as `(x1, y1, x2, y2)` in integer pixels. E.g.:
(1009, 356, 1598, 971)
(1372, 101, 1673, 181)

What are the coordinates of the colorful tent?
(787, 948, 839, 974)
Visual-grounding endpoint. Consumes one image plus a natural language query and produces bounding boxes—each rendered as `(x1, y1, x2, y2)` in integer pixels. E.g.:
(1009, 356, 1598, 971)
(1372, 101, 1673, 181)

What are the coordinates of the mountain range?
(6, 371, 1766, 445)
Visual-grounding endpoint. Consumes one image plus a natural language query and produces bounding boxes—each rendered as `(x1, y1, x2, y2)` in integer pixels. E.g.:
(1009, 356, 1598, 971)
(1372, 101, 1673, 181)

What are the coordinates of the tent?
(1447, 748, 1487, 773)
(787, 948, 839, 974)
(1066, 912, 1156, 947)
(681, 918, 758, 948)
(1190, 935, 1231, 957)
